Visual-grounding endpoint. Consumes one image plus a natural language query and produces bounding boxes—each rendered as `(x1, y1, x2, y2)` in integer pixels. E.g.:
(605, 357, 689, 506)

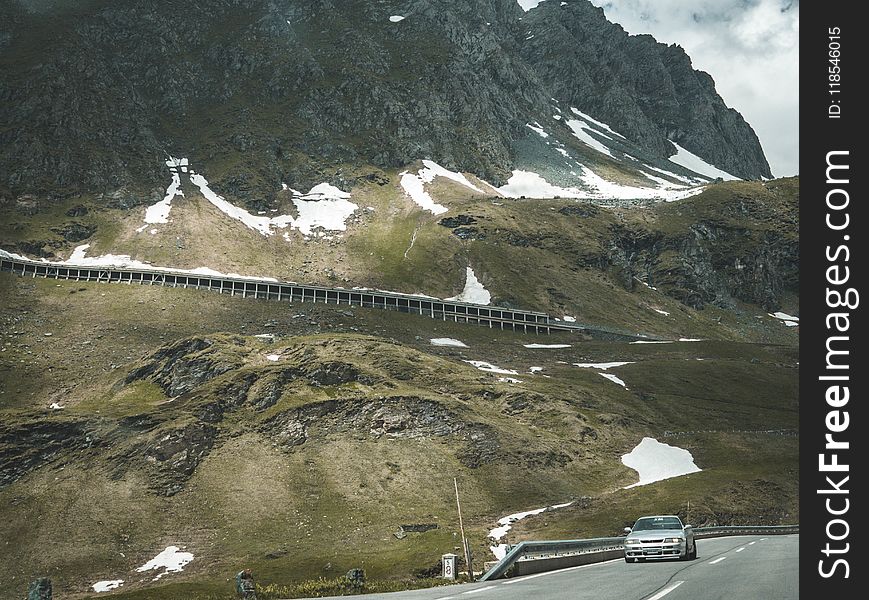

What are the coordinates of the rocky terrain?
(0, 0, 769, 202)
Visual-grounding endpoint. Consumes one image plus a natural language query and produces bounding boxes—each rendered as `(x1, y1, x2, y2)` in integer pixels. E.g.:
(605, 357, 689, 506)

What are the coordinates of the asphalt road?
(299, 535, 798, 600)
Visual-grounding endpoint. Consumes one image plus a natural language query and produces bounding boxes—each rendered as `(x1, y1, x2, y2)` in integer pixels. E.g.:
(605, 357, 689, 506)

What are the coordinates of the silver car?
(623, 515, 697, 562)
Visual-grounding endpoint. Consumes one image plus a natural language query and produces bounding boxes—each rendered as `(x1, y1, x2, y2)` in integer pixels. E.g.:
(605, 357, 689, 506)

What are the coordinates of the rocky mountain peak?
(0, 0, 770, 200)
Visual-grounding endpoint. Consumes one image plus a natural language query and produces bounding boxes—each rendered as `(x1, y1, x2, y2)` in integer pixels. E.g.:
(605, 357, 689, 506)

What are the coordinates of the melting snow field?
(138, 157, 358, 238)
(573, 361, 633, 370)
(598, 372, 627, 388)
(488, 500, 574, 559)
(668, 142, 739, 181)
(400, 160, 484, 215)
(136, 546, 194, 581)
(497, 168, 703, 202)
(445, 267, 491, 305)
(524, 343, 571, 349)
(430, 338, 468, 347)
(54, 244, 278, 281)
(770, 312, 799, 327)
(621, 437, 701, 489)
(574, 361, 633, 388)
(92, 580, 124, 593)
(464, 360, 519, 375)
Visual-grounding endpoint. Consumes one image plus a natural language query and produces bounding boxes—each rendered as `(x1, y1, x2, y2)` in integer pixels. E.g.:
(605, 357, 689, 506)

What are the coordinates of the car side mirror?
(624, 527, 632, 534)
(683, 524, 692, 529)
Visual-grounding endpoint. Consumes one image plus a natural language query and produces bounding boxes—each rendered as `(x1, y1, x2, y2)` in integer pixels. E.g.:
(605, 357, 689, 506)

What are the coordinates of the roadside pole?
(454, 477, 474, 581)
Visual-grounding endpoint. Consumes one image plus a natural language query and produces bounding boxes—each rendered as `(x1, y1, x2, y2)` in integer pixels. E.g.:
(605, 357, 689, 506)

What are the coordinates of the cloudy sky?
(586, 0, 799, 177)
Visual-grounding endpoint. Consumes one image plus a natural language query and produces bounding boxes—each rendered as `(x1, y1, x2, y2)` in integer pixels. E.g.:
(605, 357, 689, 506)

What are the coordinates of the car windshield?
(632, 517, 683, 531)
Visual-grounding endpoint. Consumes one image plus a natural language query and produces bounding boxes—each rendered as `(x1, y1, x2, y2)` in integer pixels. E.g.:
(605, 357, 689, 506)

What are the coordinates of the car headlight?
(663, 537, 683, 544)
(625, 539, 641, 545)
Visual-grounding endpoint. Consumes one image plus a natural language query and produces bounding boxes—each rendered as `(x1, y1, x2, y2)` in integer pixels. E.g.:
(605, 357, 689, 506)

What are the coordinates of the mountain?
(0, 0, 770, 202)
(0, 1, 796, 598)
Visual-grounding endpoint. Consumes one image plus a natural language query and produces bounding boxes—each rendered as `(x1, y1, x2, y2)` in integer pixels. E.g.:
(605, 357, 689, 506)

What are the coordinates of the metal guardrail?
(479, 524, 799, 581)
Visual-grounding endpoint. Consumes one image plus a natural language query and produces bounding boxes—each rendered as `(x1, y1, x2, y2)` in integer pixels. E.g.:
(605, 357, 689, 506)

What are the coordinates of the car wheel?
(624, 556, 632, 563)
(689, 542, 697, 560)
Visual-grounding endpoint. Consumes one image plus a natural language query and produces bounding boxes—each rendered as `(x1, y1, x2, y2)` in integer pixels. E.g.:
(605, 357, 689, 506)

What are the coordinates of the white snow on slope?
(191, 172, 357, 237)
(445, 267, 491, 305)
(464, 360, 519, 375)
(770, 312, 799, 327)
(573, 361, 633, 370)
(431, 338, 468, 347)
(518, 0, 548, 10)
(526, 122, 550, 138)
(621, 437, 701, 489)
(569, 107, 627, 139)
(400, 160, 484, 215)
(58, 244, 278, 281)
(497, 168, 703, 202)
(668, 142, 739, 181)
(565, 118, 614, 157)
(289, 184, 358, 236)
(389, 15, 405, 22)
(136, 546, 194, 581)
(524, 343, 571, 349)
(642, 162, 700, 185)
(599, 372, 627, 388)
(488, 500, 574, 560)
(92, 581, 124, 593)
(137, 157, 189, 233)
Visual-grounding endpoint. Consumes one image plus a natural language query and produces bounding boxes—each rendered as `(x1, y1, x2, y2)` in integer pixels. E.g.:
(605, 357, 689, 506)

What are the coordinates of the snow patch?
(621, 437, 701, 488)
(496, 168, 703, 202)
(388, 15, 405, 22)
(488, 500, 573, 559)
(265, 354, 281, 362)
(569, 107, 626, 139)
(526, 122, 550, 138)
(770, 312, 799, 327)
(598, 372, 627, 388)
(138, 162, 184, 233)
(289, 184, 358, 236)
(498, 377, 523, 384)
(400, 160, 484, 215)
(653, 309, 670, 316)
(445, 267, 491, 305)
(58, 244, 277, 281)
(92, 580, 124, 593)
(573, 361, 633, 370)
(524, 343, 571, 349)
(565, 119, 615, 158)
(517, 0, 547, 10)
(49, 402, 64, 410)
(630, 340, 672, 345)
(668, 142, 739, 181)
(430, 338, 468, 348)
(464, 360, 519, 375)
(136, 546, 194, 580)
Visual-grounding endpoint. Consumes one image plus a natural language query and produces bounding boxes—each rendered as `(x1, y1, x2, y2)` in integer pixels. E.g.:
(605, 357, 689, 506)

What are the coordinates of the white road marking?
(462, 586, 496, 595)
(709, 557, 727, 565)
(760, 538, 767, 541)
(435, 597, 456, 600)
(645, 580, 685, 600)
(736, 547, 746, 552)
(501, 558, 623, 585)
(748, 541, 757, 546)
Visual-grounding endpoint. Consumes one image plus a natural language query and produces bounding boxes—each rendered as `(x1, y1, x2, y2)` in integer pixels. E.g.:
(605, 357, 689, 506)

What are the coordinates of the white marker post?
(442, 553, 458, 580)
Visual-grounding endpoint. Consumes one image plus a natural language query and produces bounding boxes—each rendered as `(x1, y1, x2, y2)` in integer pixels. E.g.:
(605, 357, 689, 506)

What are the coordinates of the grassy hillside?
(0, 268, 797, 599)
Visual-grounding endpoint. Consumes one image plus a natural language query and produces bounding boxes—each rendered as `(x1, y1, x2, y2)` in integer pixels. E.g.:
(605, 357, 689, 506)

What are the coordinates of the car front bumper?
(624, 539, 686, 559)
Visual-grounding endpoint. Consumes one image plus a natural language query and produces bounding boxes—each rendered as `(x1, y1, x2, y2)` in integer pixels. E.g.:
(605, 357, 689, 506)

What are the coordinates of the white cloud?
(589, 0, 798, 177)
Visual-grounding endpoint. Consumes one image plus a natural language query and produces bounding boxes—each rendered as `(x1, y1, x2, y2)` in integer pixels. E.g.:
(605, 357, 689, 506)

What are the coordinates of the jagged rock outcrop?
(0, 0, 770, 200)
